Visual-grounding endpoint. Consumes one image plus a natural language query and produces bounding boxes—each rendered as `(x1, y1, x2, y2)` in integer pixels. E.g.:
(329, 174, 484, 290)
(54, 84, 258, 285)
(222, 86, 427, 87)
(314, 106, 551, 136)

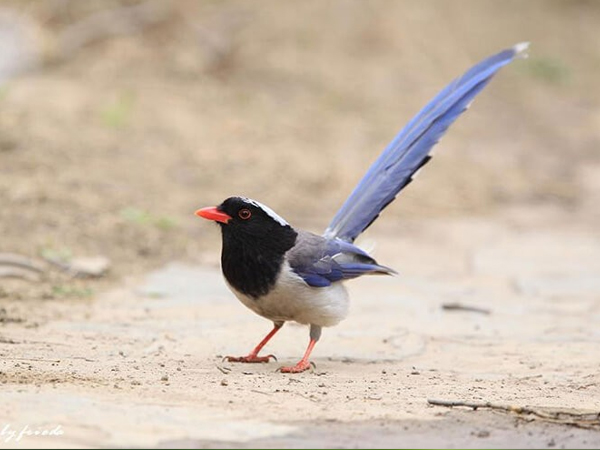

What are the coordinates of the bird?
(196, 43, 528, 373)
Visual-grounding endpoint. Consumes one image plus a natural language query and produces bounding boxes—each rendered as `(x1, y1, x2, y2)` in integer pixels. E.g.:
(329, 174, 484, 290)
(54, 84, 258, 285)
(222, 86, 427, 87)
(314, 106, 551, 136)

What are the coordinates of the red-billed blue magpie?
(196, 43, 528, 373)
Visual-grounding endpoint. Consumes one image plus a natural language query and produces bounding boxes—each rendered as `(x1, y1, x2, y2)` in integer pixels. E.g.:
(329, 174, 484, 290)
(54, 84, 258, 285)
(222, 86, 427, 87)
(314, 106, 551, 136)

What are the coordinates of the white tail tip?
(513, 42, 530, 59)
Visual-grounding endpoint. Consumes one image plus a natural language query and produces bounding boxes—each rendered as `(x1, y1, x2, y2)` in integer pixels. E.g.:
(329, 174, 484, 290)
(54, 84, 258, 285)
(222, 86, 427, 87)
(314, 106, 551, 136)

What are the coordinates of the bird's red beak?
(195, 206, 232, 224)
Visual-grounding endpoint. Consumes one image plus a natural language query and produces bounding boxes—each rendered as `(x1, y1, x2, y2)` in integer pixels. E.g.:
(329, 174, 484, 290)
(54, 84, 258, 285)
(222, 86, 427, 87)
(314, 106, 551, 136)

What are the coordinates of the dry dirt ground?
(2, 208, 600, 448)
(1, 1, 600, 448)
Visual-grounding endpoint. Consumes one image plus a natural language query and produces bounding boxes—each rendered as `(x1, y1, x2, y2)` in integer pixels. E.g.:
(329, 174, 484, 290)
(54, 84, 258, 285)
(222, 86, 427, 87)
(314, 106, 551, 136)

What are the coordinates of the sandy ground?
(1, 1, 600, 448)
(2, 0, 600, 301)
(2, 206, 600, 448)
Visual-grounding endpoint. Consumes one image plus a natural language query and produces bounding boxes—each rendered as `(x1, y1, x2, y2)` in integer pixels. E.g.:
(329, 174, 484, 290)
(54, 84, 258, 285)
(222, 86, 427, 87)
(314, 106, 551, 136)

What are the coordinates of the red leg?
(225, 323, 282, 363)
(279, 338, 317, 373)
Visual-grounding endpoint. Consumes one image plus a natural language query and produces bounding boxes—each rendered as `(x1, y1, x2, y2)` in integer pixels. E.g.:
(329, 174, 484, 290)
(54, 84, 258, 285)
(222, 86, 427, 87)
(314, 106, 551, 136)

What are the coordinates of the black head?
(195, 197, 298, 298)
(219, 197, 294, 236)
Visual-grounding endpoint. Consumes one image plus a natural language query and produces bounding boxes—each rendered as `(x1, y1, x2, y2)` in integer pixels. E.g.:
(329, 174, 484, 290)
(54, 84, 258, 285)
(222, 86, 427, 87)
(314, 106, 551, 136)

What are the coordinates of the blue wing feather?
(324, 43, 528, 242)
(299, 273, 332, 287)
(289, 235, 395, 288)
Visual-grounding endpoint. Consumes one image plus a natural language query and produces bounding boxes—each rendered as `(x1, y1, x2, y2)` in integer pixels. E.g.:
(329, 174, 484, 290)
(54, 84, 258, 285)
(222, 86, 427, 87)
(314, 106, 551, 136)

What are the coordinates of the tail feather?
(324, 43, 529, 242)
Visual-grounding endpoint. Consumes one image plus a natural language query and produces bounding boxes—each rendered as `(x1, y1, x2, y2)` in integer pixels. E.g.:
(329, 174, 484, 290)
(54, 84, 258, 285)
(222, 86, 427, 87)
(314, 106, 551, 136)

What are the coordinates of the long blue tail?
(324, 43, 528, 242)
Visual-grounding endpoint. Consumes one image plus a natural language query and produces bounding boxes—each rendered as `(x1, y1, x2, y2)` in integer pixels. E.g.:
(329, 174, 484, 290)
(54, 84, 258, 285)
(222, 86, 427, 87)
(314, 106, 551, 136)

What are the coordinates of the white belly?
(226, 262, 350, 327)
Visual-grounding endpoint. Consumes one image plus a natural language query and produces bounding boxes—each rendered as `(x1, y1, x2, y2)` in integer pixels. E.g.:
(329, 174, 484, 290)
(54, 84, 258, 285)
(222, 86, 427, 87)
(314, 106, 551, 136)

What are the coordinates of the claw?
(224, 354, 277, 364)
(278, 359, 313, 373)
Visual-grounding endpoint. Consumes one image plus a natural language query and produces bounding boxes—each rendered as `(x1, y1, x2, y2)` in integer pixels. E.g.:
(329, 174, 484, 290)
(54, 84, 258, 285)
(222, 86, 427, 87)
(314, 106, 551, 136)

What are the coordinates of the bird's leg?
(225, 322, 283, 363)
(279, 325, 321, 373)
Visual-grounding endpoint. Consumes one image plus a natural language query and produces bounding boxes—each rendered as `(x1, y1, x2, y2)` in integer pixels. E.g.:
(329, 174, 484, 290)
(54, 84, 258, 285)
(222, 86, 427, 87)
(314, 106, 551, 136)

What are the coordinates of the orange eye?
(238, 208, 252, 220)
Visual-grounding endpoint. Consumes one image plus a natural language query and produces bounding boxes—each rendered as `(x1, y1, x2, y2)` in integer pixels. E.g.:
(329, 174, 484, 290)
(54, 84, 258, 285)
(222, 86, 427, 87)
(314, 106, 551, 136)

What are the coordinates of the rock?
(69, 256, 111, 278)
(0, 8, 41, 84)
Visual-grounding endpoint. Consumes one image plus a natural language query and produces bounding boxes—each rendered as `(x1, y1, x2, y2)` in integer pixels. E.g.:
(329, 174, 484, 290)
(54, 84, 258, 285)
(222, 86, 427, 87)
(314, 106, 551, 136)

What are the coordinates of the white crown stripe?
(241, 197, 289, 227)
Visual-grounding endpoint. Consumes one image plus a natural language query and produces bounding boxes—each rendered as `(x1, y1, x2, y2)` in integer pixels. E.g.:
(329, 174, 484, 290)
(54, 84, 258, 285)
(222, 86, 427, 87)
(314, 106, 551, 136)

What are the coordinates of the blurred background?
(1, 0, 599, 300)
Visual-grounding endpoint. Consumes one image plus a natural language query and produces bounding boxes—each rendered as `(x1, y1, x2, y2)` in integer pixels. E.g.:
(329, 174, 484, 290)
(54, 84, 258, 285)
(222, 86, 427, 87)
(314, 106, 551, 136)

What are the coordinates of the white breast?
(226, 262, 350, 327)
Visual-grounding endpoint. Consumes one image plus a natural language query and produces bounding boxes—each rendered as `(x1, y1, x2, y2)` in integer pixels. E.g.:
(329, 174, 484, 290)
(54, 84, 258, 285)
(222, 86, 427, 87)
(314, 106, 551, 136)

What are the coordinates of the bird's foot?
(224, 354, 277, 364)
(278, 360, 315, 373)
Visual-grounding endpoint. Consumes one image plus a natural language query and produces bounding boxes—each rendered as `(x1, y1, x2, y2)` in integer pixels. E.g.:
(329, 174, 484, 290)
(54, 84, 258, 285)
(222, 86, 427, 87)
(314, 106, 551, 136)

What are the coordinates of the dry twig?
(427, 398, 600, 430)
(0, 253, 46, 272)
(442, 302, 491, 315)
(215, 364, 231, 374)
(0, 253, 46, 281)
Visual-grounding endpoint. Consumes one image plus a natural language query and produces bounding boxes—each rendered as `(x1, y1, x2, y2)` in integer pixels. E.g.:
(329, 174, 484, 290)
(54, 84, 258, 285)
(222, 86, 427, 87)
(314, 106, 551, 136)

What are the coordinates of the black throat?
(220, 225, 297, 299)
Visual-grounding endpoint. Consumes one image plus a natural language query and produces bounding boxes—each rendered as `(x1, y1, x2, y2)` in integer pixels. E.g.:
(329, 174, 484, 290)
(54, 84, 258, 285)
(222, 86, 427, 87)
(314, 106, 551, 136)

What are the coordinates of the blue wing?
(324, 43, 529, 242)
(287, 232, 395, 288)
